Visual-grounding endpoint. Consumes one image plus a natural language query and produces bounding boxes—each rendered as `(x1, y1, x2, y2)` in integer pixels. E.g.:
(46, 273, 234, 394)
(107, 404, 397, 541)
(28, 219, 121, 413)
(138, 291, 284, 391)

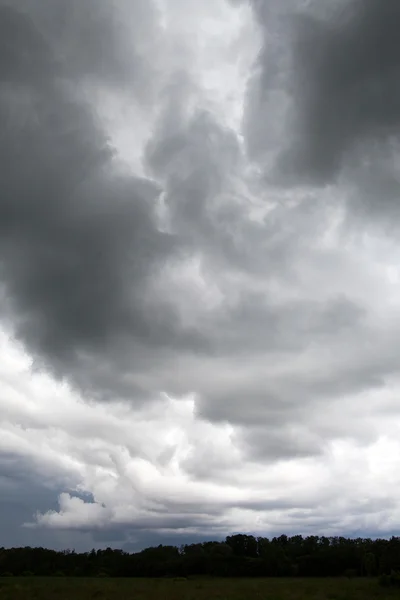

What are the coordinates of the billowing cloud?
(287, 0, 400, 184)
(0, 2, 206, 401)
(3, 334, 400, 545)
(1, 0, 400, 549)
(246, 0, 400, 200)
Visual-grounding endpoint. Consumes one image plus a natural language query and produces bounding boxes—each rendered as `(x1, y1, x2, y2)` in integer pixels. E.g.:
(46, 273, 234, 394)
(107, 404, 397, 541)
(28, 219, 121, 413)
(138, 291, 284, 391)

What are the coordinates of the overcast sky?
(1, 0, 400, 552)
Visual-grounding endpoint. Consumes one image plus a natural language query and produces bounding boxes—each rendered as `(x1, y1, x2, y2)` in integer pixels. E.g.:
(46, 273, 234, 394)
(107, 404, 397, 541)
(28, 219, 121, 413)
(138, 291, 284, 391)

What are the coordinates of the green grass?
(0, 577, 396, 600)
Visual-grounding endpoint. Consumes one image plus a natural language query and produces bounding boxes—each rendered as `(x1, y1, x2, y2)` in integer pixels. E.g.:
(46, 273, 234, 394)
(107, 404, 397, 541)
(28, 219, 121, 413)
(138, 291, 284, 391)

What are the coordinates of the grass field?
(0, 577, 396, 600)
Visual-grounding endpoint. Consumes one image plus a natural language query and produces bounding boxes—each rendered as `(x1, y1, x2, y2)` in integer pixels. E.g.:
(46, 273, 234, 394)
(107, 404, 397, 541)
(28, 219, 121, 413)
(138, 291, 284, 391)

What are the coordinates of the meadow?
(0, 577, 397, 600)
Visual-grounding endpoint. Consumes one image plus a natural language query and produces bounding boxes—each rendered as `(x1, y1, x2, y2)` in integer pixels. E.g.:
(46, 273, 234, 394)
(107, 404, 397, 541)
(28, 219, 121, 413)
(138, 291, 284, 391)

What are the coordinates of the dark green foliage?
(1, 535, 400, 579)
(378, 573, 391, 587)
(389, 569, 400, 586)
(378, 570, 400, 587)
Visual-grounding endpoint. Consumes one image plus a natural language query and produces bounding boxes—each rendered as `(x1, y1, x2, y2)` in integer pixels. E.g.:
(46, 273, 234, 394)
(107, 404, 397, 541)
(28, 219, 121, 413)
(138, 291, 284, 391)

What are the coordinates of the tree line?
(1, 534, 400, 578)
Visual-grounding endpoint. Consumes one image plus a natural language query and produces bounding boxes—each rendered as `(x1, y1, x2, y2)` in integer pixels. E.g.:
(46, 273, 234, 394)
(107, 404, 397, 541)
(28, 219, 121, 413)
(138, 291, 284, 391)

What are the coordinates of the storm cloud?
(247, 0, 400, 195)
(1, 0, 400, 549)
(0, 2, 207, 401)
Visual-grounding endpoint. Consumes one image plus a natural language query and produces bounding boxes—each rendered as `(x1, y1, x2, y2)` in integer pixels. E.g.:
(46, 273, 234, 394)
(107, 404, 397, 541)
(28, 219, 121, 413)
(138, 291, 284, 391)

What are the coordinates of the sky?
(1, 0, 400, 552)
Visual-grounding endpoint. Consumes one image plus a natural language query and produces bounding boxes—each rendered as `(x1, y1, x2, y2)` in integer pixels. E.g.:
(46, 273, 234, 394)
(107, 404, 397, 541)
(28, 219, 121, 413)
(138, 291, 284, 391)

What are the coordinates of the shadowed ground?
(0, 576, 394, 600)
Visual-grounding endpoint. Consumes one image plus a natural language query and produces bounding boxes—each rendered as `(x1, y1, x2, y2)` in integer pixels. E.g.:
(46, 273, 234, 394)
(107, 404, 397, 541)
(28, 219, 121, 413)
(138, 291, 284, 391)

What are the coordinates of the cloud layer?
(1, 0, 400, 549)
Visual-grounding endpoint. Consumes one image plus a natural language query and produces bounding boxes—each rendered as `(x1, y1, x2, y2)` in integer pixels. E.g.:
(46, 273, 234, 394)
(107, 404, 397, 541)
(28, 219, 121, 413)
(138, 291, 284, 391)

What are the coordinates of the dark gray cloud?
(0, 3, 205, 400)
(0, 453, 94, 550)
(247, 0, 400, 188)
(121, 531, 222, 553)
(0, 0, 377, 409)
(286, 0, 400, 183)
(1, 0, 159, 95)
(237, 424, 323, 461)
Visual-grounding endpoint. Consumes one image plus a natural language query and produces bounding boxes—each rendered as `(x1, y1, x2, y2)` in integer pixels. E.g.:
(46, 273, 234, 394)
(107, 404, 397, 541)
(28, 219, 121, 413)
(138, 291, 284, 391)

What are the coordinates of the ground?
(0, 577, 395, 600)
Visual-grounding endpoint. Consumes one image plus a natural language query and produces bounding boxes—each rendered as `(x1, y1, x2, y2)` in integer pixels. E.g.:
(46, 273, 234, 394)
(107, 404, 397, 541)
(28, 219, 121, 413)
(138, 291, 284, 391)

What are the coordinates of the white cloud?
(1, 326, 400, 540)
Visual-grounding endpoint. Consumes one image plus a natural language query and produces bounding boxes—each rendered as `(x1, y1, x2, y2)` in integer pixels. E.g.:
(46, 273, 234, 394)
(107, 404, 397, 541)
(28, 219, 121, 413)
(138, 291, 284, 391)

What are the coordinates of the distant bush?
(390, 570, 400, 586)
(378, 573, 391, 587)
(378, 571, 400, 587)
(343, 569, 357, 579)
(0, 572, 13, 577)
